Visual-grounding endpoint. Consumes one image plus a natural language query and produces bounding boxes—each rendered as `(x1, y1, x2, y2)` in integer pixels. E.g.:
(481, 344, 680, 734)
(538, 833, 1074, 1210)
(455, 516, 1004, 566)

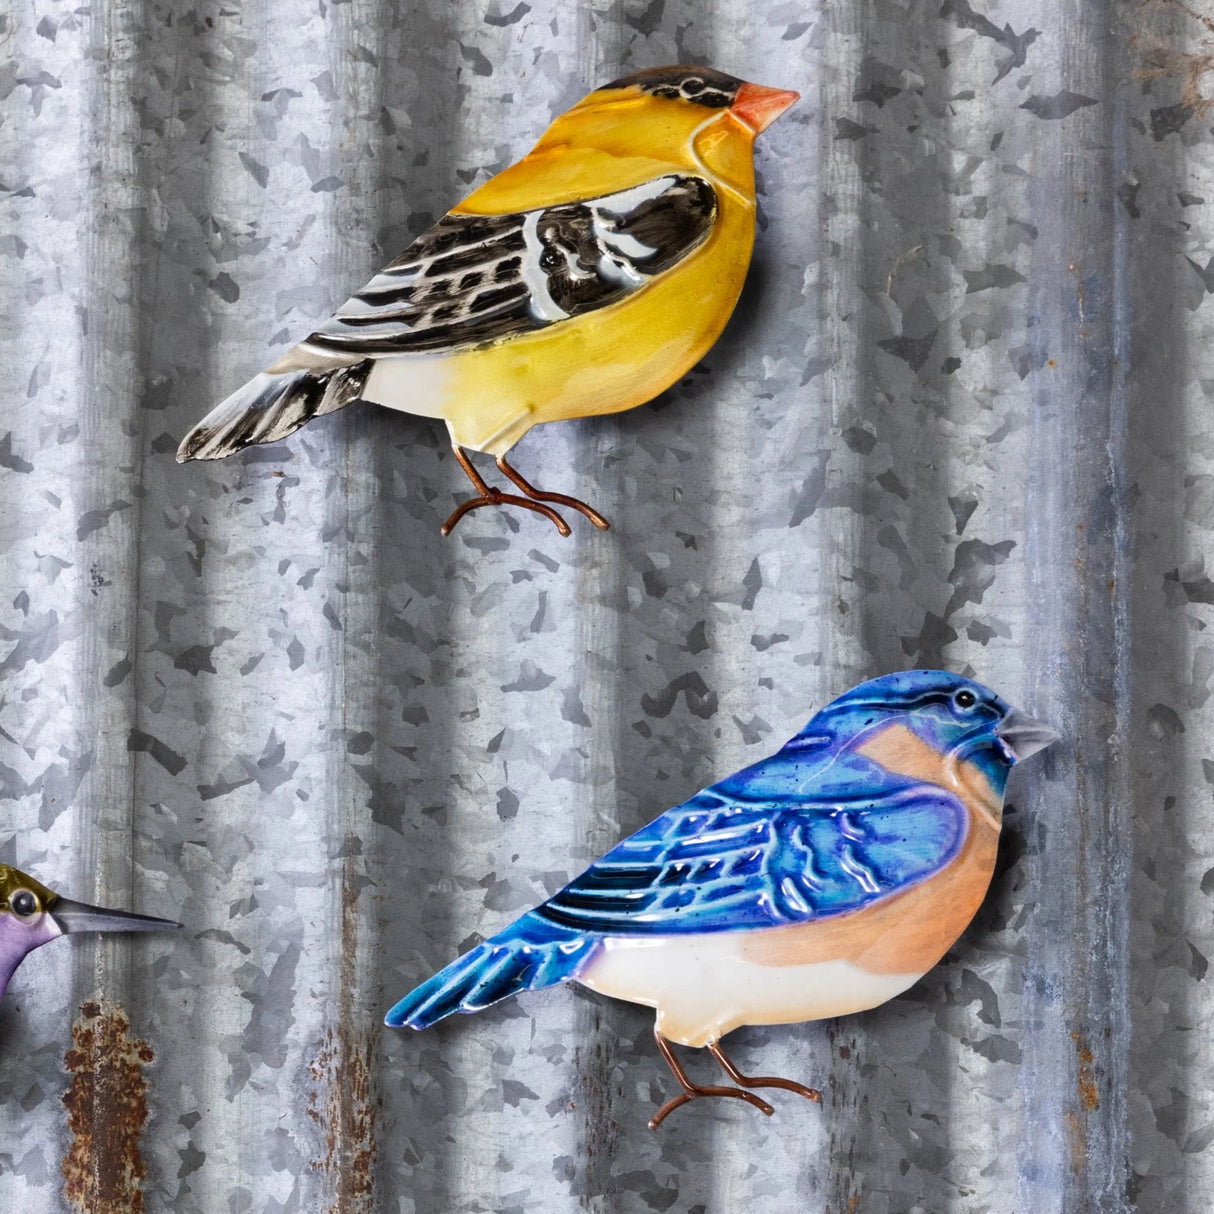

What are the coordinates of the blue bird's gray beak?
(50, 898, 183, 935)
(997, 708, 1060, 762)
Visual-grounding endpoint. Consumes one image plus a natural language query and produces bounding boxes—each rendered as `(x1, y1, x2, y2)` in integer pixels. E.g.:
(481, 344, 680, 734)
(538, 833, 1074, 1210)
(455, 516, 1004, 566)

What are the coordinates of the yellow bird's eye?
(10, 890, 38, 918)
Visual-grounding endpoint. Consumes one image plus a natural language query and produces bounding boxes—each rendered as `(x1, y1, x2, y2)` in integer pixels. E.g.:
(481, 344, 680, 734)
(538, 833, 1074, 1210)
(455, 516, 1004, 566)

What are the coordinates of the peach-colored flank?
(744, 723, 999, 976)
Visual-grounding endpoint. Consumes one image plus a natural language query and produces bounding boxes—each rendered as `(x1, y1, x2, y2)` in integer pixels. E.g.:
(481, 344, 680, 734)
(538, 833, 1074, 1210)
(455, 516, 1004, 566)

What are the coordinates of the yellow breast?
(397, 107, 760, 454)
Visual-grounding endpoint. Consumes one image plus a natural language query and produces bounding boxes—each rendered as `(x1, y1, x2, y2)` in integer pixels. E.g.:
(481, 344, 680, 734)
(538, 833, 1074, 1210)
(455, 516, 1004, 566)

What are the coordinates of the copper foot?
(648, 1028, 775, 1130)
(708, 1040, 822, 1105)
(496, 455, 610, 531)
(442, 447, 570, 537)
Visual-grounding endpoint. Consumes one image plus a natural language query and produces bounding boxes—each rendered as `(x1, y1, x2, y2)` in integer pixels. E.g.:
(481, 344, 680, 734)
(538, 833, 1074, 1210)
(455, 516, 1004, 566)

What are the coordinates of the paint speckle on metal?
(61, 1002, 153, 1214)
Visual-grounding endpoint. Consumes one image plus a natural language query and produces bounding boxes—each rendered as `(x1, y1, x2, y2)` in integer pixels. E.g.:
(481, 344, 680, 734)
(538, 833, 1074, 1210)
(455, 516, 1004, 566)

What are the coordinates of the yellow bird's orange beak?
(731, 83, 800, 134)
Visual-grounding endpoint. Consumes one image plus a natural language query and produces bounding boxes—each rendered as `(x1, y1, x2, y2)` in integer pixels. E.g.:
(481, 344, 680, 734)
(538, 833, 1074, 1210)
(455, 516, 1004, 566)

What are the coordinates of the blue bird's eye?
(953, 689, 977, 711)
(10, 890, 37, 918)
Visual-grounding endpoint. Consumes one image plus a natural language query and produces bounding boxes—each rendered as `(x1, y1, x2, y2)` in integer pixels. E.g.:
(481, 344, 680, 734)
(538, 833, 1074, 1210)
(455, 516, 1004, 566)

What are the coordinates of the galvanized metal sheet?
(1, 0, 1211, 1209)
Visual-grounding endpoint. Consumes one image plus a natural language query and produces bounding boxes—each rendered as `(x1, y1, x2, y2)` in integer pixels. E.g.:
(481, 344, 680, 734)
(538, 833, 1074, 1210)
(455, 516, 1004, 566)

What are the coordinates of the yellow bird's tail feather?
(176, 360, 371, 462)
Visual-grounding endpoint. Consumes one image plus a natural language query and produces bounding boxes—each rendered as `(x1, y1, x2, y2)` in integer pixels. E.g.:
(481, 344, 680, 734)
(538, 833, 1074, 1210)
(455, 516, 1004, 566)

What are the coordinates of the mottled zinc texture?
(0, 0, 1209, 1211)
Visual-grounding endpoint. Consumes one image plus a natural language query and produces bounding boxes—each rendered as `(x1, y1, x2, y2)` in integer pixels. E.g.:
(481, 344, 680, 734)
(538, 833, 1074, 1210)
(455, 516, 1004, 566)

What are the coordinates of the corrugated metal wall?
(2, 0, 1211, 1209)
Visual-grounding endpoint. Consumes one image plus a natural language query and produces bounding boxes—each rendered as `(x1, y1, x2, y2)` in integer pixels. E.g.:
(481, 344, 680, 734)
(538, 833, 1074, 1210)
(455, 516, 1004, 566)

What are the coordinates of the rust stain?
(575, 1022, 623, 1204)
(61, 1000, 154, 1214)
(309, 1025, 377, 1211)
(308, 837, 378, 1212)
(1064, 1032, 1103, 1173)
(1129, 0, 1214, 112)
(1072, 1031, 1100, 1112)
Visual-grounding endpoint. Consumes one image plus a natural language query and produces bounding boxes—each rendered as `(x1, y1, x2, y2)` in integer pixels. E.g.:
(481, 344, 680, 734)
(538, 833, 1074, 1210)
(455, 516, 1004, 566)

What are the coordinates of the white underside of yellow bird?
(363, 356, 453, 421)
(576, 933, 921, 1048)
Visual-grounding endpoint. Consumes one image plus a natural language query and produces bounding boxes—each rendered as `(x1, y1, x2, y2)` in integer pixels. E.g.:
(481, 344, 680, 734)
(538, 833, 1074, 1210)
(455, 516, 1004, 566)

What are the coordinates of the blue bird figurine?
(0, 865, 181, 1004)
(387, 670, 1058, 1127)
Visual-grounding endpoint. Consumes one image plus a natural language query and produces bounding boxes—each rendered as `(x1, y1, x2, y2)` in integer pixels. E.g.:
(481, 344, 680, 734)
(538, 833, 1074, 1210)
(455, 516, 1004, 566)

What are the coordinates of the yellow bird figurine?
(177, 67, 799, 536)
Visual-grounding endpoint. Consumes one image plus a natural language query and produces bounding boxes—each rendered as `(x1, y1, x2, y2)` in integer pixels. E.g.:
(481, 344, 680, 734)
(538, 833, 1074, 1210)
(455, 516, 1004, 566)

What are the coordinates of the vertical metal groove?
(1019, 1, 1129, 1208)
(70, 3, 157, 1208)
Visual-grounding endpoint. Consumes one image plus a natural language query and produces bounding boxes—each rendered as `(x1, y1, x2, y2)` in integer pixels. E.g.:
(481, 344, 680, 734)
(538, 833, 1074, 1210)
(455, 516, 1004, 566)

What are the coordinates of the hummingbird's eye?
(10, 890, 38, 918)
(954, 689, 977, 710)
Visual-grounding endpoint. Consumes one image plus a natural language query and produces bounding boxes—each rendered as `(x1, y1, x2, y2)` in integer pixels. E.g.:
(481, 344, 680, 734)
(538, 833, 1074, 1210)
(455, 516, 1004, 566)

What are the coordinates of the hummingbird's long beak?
(996, 708, 1060, 763)
(50, 898, 183, 935)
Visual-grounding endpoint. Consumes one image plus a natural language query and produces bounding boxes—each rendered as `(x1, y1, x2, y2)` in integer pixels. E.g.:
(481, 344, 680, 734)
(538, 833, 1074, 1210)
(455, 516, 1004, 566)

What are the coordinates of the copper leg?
(707, 1040, 822, 1104)
(648, 1027, 774, 1130)
(441, 447, 571, 537)
(495, 455, 611, 531)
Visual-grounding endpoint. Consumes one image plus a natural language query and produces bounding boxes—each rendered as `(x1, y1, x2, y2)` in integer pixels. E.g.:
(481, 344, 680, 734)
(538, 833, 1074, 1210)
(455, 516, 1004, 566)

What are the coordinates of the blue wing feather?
(534, 745, 967, 936)
(388, 673, 1013, 1029)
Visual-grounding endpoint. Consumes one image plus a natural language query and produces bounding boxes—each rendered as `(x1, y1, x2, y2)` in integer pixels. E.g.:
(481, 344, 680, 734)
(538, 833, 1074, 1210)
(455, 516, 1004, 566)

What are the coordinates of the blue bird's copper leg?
(442, 446, 571, 537)
(495, 455, 611, 532)
(648, 1028, 775, 1130)
(707, 1040, 822, 1105)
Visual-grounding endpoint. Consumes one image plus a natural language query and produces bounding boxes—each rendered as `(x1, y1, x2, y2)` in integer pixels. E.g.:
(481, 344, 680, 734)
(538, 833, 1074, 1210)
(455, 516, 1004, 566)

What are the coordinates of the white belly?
(362, 355, 453, 420)
(576, 931, 922, 1047)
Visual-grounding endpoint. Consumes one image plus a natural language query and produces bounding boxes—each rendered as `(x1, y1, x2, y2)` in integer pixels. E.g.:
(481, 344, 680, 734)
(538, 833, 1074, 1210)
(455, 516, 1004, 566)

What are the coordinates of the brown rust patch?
(1073, 1031, 1100, 1112)
(575, 1024, 624, 1204)
(1064, 1033, 1102, 1173)
(309, 1025, 377, 1211)
(61, 1000, 154, 1214)
(1130, 0, 1214, 112)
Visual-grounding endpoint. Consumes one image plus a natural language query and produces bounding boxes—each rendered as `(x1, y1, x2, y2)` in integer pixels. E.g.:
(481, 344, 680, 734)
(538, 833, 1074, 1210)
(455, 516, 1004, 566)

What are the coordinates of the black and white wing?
(178, 174, 716, 461)
(297, 173, 717, 359)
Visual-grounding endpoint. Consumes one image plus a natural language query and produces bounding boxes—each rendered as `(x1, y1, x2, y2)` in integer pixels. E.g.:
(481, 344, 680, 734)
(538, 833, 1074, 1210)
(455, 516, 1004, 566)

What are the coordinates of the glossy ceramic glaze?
(175, 66, 798, 534)
(386, 670, 1057, 1120)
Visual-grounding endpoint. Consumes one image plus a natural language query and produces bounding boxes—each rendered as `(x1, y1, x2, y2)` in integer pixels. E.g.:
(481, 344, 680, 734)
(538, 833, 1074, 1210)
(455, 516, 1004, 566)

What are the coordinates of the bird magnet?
(177, 67, 799, 536)
(0, 865, 181, 1006)
(386, 671, 1057, 1128)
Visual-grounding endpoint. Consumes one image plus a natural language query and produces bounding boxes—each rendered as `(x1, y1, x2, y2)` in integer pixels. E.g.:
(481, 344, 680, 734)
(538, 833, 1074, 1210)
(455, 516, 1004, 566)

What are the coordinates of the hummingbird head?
(0, 864, 182, 1003)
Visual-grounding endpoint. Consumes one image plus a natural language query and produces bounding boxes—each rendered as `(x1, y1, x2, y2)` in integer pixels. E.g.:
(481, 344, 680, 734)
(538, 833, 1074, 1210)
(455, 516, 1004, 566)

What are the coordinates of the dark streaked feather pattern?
(178, 175, 716, 461)
(176, 360, 371, 462)
(299, 174, 717, 359)
(601, 66, 745, 108)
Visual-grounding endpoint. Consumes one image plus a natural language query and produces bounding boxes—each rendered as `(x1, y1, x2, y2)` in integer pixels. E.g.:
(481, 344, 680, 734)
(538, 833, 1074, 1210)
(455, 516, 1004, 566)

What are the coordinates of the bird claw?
(443, 445, 609, 537)
(441, 490, 571, 537)
(648, 1029, 821, 1129)
(495, 456, 611, 531)
(648, 1084, 774, 1130)
(707, 1041, 823, 1104)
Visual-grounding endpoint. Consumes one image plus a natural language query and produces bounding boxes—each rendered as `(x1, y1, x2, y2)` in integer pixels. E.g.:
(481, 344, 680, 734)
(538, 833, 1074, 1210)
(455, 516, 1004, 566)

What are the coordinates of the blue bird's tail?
(176, 359, 371, 462)
(385, 912, 599, 1030)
